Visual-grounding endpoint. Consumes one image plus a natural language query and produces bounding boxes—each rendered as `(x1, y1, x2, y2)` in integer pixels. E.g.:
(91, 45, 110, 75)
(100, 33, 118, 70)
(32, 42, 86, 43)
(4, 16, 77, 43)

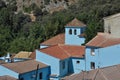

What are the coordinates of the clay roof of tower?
(65, 18, 86, 27)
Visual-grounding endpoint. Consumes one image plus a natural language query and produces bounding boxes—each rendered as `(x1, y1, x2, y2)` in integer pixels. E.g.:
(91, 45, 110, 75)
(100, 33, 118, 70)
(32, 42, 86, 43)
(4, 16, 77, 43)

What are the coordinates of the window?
(76, 61, 80, 64)
(62, 61, 65, 69)
(39, 72, 42, 79)
(74, 29, 77, 35)
(91, 62, 95, 69)
(91, 49, 95, 56)
(108, 26, 111, 34)
(69, 29, 72, 35)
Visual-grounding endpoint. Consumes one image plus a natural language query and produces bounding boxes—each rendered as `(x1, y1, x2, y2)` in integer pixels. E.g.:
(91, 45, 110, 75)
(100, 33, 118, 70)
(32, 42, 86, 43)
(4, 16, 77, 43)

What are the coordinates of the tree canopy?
(0, 0, 120, 56)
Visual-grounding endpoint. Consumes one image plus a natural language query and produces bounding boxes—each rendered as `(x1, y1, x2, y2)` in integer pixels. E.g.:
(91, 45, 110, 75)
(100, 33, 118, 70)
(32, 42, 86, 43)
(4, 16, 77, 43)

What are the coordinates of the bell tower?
(65, 18, 86, 45)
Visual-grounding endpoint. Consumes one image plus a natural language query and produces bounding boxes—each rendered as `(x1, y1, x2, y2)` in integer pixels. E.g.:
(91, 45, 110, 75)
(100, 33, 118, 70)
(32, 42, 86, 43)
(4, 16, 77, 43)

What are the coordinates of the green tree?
(0, 0, 6, 9)
(0, 25, 12, 56)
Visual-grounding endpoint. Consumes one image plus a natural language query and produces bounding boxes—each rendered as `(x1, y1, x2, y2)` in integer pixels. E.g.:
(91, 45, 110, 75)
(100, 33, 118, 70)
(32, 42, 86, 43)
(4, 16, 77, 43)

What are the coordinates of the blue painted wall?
(36, 50, 76, 80)
(99, 44, 120, 67)
(86, 44, 120, 71)
(65, 27, 85, 46)
(71, 58, 85, 73)
(19, 66, 50, 80)
(85, 47, 100, 71)
(0, 65, 19, 78)
(36, 50, 60, 76)
(59, 59, 69, 77)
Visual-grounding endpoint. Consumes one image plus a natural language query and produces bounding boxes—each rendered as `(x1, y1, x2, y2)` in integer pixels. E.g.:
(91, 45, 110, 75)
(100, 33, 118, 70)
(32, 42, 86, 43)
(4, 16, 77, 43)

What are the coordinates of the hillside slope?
(0, 0, 120, 55)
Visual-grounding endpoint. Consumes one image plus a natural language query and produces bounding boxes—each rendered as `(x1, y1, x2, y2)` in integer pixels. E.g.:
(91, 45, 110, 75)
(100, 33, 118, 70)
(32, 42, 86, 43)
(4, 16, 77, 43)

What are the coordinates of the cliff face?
(15, 0, 78, 13)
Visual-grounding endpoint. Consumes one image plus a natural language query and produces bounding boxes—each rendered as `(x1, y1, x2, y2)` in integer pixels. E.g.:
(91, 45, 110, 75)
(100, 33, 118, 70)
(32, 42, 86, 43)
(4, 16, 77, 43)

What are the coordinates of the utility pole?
(35, 64, 39, 80)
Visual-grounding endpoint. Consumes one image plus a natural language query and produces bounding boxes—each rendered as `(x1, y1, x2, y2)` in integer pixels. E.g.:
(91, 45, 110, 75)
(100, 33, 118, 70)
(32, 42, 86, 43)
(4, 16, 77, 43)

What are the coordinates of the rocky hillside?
(15, 0, 78, 13)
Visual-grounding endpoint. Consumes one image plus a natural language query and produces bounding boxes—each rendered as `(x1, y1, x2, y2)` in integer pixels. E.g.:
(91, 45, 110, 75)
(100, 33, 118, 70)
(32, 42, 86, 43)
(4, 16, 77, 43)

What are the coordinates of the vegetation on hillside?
(0, 0, 120, 56)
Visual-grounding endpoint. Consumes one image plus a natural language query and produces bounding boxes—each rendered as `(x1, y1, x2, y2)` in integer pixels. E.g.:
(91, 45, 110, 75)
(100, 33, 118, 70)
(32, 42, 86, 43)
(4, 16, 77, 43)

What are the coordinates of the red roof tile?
(1, 60, 48, 74)
(65, 18, 86, 27)
(39, 44, 85, 60)
(41, 33, 65, 46)
(63, 64, 120, 80)
(86, 33, 120, 47)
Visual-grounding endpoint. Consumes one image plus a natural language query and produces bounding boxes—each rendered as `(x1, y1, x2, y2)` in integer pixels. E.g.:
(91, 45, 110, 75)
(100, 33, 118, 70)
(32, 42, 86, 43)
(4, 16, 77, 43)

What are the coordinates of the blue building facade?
(86, 44, 120, 71)
(65, 18, 86, 46)
(0, 60, 50, 80)
(36, 44, 85, 80)
(85, 33, 120, 71)
(70, 57, 85, 73)
(0, 65, 19, 78)
(65, 27, 86, 46)
(19, 67, 50, 80)
(36, 50, 70, 80)
(36, 18, 87, 80)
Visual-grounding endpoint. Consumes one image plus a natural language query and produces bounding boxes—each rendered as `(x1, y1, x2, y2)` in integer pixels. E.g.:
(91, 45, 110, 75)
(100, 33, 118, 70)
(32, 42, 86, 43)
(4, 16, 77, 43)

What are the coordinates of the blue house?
(0, 60, 50, 80)
(36, 18, 87, 80)
(36, 44, 85, 80)
(85, 32, 120, 71)
(37, 14, 120, 80)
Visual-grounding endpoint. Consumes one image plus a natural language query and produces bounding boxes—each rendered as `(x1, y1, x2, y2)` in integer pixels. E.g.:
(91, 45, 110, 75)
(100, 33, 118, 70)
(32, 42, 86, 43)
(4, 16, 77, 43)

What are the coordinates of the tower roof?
(65, 18, 86, 27)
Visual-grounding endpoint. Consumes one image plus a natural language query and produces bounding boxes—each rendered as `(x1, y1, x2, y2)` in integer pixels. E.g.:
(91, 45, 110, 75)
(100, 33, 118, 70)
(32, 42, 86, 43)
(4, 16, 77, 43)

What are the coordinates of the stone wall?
(104, 13, 120, 38)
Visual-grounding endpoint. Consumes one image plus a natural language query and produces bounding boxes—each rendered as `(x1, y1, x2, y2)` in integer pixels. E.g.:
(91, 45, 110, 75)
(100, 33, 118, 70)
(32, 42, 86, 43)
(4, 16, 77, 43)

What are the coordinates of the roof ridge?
(65, 18, 86, 27)
(58, 33, 64, 42)
(92, 69, 99, 80)
(58, 45, 71, 57)
(99, 69, 109, 80)
(86, 34, 98, 46)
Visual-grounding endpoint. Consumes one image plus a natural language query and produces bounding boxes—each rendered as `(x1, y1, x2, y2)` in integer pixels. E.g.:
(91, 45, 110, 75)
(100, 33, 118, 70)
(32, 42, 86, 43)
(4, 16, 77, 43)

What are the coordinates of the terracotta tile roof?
(65, 18, 86, 27)
(86, 33, 120, 48)
(63, 64, 120, 80)
(39, 44, 85, 60)
(41, 33, 65, 46)
(1, 60, 48, 74)
(0, 75, 17, 80)
(14, 51, 32, 58)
